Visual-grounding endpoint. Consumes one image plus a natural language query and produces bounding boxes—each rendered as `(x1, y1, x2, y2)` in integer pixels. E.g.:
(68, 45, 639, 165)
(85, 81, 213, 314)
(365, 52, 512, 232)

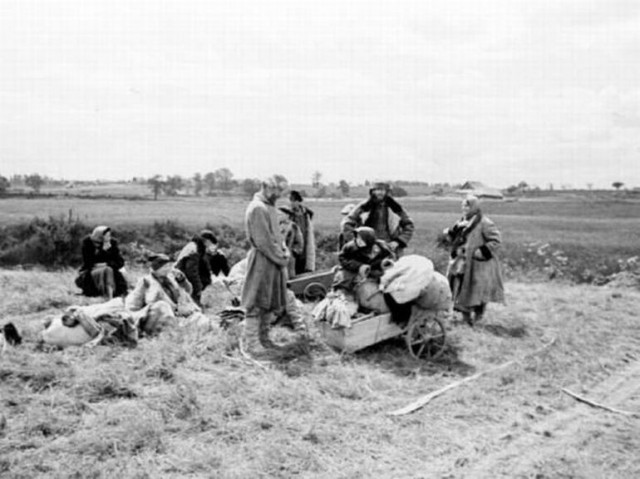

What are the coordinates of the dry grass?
(2, 269, 640, 478)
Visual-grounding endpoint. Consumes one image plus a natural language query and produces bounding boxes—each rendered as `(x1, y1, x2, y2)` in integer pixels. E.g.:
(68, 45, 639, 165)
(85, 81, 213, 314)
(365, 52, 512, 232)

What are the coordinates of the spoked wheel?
(405, 314, 446, 360)
(303, 282, 328, 302)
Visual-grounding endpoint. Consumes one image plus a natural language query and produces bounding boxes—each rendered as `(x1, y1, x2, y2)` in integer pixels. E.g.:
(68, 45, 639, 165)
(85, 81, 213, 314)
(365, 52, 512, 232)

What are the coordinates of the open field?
(2, 269, 640, 478)
(2, 194, 639, 281)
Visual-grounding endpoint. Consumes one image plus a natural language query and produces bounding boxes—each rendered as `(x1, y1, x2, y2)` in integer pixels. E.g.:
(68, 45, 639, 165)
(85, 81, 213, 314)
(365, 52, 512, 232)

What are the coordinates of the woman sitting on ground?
(75, 225, 128, 299)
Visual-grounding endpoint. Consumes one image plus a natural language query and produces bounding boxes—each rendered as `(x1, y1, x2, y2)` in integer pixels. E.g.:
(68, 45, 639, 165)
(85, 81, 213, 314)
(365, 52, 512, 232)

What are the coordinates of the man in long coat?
(241, 176, 290, 356)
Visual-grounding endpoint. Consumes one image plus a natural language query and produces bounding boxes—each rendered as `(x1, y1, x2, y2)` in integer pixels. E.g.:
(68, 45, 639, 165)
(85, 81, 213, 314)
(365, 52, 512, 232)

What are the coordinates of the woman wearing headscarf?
(442, 195, 504, 325)
(75, 226, 128, 299)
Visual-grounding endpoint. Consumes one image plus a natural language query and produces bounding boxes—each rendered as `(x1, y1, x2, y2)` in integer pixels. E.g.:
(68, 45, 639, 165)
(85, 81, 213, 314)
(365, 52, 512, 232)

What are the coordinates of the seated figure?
(125, 253, 204, 335)
(75, 226, 128, 299)
(333, 226, 394, 294)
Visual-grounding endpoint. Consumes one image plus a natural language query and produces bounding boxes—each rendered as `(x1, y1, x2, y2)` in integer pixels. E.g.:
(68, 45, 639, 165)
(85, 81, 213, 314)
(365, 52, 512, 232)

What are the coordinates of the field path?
(459, 359, 640, 478)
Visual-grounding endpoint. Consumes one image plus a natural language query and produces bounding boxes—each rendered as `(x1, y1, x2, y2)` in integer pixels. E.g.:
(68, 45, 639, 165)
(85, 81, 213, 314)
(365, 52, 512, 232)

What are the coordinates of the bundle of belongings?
(379, 255, 453, 314)
(42, 299, 138, 348)
(42, 253, 217, 348)
(312, 290, 359, 329)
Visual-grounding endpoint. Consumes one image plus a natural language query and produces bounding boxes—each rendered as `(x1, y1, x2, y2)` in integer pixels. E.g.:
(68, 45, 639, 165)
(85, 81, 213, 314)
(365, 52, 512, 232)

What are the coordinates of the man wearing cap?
(241, 175, 290, 357)
(341, 182, 415, 256)
(174, 229, 219, 307)
(125, 253, 201, 336)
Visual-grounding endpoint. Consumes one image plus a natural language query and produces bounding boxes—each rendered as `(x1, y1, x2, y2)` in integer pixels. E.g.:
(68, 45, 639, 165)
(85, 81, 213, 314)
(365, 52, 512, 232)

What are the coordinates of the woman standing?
(75, 226, 128, 299)
(443, 196, 504, 325)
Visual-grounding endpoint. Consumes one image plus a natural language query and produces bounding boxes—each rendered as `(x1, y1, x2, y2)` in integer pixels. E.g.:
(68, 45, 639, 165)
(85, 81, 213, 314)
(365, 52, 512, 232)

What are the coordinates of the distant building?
(456, 181, 504, 199)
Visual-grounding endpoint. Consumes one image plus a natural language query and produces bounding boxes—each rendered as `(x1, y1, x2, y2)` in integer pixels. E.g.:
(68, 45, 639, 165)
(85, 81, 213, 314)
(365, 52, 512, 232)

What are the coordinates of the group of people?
(69, 176, 504, 357)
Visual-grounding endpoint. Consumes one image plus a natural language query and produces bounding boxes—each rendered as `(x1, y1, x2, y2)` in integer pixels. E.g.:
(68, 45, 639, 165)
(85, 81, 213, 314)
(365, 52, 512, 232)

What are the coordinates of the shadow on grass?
(478, 323, 528, 338)
(349, 337, 476, 379)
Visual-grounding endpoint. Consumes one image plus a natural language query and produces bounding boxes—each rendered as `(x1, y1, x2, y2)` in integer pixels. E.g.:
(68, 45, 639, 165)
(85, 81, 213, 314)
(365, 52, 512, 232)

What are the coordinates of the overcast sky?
(1, 0, 639, 188)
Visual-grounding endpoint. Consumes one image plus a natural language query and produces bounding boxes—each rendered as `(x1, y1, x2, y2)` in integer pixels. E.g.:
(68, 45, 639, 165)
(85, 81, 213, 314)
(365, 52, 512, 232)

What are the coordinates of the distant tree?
(241, 178, 261, 198)
(203, 172, 216, 195)
(311, 171, 323, 188)
(517, 181, 528, 191)
(392, 185, 408, 197)
(612, 181, 624, 191)
(148, 175, 164, 200)
(193, 173, 203, 196)
(586, 183, 593, 191)
(214, 168, 234, 191)
(315, 185, 327, 198)
(25, 174, 44, 193)
(272, 174, 288, 186)
(0, 175, 9, 195)
(338, 179, 350, 196)
(163, 175, 184, 196)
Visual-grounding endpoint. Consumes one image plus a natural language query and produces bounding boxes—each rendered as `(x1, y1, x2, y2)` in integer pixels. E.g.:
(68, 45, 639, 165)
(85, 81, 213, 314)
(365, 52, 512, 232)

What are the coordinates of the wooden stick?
(388, 337, 557, 416)
(561, 388, 640, 418)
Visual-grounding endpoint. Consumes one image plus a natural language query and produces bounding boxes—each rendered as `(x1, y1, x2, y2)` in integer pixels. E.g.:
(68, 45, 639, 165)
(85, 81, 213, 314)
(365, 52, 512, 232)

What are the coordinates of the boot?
(473, 304, 486, 323)
(259, 314, 279, 349)
(242, 316, 270, 357)
(461, 311, 473, 326)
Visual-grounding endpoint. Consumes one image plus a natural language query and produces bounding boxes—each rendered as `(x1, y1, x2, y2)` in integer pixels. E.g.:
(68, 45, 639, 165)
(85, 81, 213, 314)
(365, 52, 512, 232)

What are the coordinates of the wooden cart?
(287, 269, 335, 301)
(318, 308, 448, 360)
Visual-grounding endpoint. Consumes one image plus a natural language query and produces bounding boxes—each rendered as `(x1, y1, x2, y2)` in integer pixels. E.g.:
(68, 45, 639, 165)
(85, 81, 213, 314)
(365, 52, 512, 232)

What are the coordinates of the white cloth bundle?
(413, 272, 453, 312)
(312, 291, 358, 329)
(379, 255, 435, 304)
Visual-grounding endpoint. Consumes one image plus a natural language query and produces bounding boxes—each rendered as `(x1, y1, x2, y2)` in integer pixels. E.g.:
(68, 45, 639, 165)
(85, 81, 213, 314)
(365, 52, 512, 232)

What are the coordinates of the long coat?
(241, 192, 289, 313)
(290, 204, 316, 273)
(451, 215, 505, 310)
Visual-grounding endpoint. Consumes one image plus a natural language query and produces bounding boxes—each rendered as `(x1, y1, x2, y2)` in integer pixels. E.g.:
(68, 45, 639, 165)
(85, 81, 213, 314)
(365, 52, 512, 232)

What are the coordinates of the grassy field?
(1, 194, 639, 281)
(2, 268, 640, 478)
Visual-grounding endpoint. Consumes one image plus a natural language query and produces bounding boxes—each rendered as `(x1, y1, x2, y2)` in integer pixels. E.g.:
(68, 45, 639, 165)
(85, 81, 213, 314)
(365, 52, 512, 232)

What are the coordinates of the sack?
(379, 255, 434, 304)
(354, 280, 389, 314)
(312, 291, 358, 329)
(414, 272, 453, 312)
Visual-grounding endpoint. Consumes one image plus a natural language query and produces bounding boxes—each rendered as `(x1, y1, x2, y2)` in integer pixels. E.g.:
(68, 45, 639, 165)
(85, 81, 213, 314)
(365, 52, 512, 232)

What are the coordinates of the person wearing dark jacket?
(333, 226, 394, 292)
(174, 230, 218, 307)
(75, 226, 128, 299)
(341, 181, 415, 256)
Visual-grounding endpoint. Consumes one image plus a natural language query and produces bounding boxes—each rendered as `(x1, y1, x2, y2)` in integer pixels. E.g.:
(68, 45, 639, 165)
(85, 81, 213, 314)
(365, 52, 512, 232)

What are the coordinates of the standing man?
(241, 176, 290, 357)
(342, 181, 415, 256)
(288, 190, 316, 274)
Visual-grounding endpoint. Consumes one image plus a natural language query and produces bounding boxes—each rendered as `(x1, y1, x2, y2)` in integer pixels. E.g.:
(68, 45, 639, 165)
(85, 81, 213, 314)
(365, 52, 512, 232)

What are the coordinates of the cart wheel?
(303, 282, 328, 302)
(405, 314, 446, 360)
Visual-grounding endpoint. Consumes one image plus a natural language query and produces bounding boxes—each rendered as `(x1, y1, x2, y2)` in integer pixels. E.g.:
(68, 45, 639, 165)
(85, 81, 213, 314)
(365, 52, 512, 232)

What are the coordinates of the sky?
(1, 0, 639, 189)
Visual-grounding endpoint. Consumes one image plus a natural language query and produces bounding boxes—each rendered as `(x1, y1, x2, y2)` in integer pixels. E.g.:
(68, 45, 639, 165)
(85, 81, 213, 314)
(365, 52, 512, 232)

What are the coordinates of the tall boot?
(473, 304, 486, 323)
(259, 314, 279, 349)
(242, 315, 269, 356)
